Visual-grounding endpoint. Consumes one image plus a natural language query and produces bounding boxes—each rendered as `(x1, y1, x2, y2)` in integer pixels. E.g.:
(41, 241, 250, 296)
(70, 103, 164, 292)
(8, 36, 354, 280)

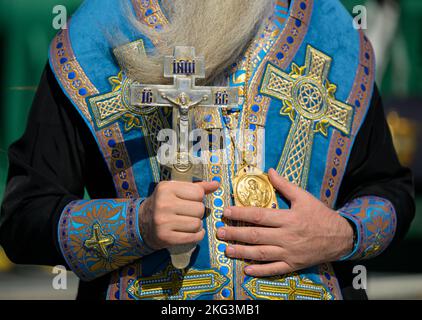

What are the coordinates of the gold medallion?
(232, 165, 278, 209)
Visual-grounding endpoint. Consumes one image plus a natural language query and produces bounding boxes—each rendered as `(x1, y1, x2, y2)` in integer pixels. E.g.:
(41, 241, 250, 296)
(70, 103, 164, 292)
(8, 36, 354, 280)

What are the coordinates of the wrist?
(336, 215, 356, 260)
(137, 197, 157, 251)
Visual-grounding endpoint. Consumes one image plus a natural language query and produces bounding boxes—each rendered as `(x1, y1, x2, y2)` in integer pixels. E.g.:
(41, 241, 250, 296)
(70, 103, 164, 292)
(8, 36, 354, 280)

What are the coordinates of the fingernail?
(217, 228, 225, 239)
(244, 266, 253, 274)
(224, 208, 232, 217)
(226, 246, 235, 256)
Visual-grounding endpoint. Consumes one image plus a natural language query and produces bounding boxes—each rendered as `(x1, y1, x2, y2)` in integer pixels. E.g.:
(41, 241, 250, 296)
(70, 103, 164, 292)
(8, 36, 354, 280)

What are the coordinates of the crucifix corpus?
(130, 46, 239, 269)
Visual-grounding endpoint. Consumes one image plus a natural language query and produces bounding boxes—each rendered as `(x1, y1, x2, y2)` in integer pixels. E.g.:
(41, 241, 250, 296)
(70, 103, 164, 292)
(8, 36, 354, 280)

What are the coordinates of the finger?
(174, 200, 205, 218)
(172, 182, 206, 201)
(224, 206, 287, 227)
(268, 168, 302, 203)
(226, 245, 285, 261)
(195, 180, 220, 195)
(217, 226, 278, 245)
(244, 261, 293, 277)
(172, 216, 203, 233)
(168, 229, 206, 246)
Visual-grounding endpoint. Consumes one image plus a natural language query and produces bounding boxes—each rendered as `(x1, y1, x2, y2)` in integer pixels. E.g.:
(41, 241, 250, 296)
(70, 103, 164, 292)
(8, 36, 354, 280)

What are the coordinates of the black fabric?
(332, 85, 415, 299)
(0, 64, 415, 300)
(0, 65, 113, 299)
(335, 86, 415, 246)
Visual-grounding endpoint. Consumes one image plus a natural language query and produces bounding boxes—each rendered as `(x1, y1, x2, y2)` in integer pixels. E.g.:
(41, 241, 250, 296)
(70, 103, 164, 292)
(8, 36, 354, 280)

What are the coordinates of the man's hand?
(217, 168, 354, 277)
(139, 180, 219, 250)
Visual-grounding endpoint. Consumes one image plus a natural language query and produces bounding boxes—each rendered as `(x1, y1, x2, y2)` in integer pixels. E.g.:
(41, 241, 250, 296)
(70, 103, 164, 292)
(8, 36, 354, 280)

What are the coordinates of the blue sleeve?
(338, 196, 397, 261)
(58, 198, 154, 281)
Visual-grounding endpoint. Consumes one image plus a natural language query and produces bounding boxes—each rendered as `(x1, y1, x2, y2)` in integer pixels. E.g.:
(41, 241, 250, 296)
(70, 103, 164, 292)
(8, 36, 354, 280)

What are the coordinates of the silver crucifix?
(129, 46, 238, 269)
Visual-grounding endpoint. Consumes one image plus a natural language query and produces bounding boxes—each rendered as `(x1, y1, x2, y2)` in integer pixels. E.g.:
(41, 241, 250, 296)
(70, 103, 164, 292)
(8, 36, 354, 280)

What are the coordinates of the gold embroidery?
(244, 274, 333, 300)
(87, 40, 162, 130)
(122, 114, 143, 132)
(260, 45, 354, 188)
(204, 134, 234, 299)
(84, 223, 115, 259)
(128, 265, 228, 300)
(131, 0, 169, 31)
(95, 93, 125, 121)
(88, 75, 157, 130)
(50, 29, 98, 123)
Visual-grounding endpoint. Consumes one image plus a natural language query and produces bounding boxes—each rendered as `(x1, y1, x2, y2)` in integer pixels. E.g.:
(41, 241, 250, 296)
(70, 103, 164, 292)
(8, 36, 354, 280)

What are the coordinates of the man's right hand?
(138, 180, 219, 250)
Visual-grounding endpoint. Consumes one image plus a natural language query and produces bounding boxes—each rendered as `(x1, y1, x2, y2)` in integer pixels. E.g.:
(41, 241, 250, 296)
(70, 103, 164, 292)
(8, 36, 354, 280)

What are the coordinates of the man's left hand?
(217, 168, 354, 277)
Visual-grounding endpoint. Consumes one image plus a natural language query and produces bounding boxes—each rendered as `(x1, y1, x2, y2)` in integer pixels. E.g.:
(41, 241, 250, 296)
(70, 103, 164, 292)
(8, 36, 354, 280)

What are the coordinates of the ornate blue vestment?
(49, 0, 397, 300)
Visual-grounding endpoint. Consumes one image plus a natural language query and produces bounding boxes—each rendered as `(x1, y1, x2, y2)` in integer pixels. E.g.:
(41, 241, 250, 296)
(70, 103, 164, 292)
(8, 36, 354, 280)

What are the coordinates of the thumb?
(268, 168, 302, 203)
(195, 180, 220, 195)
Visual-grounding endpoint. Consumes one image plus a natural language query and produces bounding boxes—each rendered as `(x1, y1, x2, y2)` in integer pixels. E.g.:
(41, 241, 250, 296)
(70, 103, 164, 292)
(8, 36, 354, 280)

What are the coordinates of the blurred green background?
(0, 0, 421, 299)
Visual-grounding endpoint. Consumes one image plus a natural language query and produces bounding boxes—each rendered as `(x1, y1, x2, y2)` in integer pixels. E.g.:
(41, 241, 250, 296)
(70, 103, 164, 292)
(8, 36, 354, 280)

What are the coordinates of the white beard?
(115, 0, 276, 85)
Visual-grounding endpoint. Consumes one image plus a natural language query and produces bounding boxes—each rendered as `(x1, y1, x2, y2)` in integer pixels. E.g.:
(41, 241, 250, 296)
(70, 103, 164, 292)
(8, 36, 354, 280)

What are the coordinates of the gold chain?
(239, 48, 254, 167)
(243, 48, 253, 104)
(222, 48, 253, 173)
(223, 47, 253, 127)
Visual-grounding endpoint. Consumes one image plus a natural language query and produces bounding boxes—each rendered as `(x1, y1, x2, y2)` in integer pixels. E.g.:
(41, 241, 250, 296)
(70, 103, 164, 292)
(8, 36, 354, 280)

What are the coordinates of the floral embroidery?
(58, 199, 152, 281)
(339, 196, 397, 260)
